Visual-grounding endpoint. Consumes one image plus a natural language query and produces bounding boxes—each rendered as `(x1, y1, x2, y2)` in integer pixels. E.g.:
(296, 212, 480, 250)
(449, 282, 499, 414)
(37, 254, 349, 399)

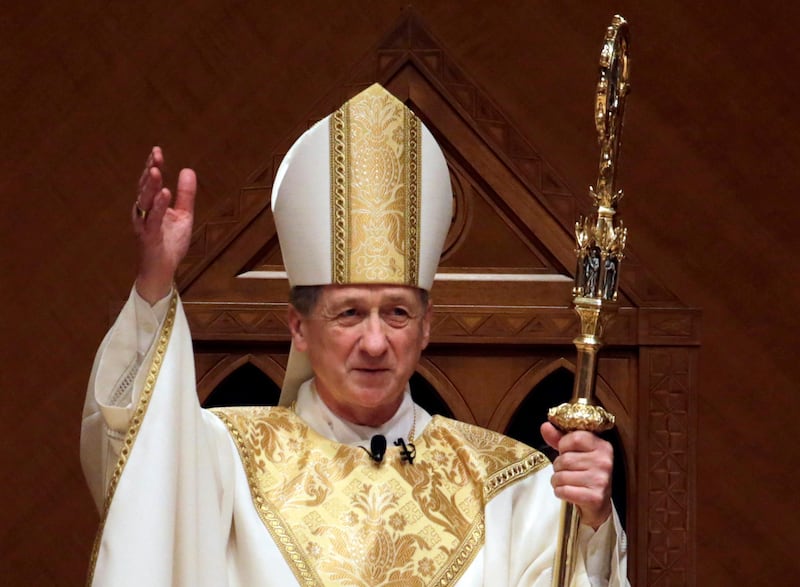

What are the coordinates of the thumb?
(174, 168, 197, 214)
(540, 421, 564, 452)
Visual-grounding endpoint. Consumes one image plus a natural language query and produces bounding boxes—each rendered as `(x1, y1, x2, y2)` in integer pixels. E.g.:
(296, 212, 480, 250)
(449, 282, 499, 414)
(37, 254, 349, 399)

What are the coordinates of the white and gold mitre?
(271, 83, 453, 290)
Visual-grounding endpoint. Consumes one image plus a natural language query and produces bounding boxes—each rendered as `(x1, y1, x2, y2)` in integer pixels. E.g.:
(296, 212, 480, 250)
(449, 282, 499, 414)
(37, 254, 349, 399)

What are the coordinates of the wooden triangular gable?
(177, 9, 698, 349)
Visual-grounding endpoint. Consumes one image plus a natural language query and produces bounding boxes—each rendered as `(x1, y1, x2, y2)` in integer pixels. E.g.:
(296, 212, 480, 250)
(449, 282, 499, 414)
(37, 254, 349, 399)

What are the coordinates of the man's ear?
(287, 305, 309, 352)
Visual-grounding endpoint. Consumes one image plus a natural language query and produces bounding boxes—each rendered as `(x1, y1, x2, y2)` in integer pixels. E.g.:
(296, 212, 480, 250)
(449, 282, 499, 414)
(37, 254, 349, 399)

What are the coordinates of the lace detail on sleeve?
(108, 355, 142, 408)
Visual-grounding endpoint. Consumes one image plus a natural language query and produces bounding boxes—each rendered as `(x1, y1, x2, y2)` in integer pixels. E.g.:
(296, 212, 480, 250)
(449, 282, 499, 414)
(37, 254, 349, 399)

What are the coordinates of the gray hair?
(289, 285, 429, 316)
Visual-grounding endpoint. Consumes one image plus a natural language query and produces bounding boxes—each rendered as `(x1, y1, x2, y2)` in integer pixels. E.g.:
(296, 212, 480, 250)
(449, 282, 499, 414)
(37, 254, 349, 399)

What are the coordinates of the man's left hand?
(541, 422, 613, 530)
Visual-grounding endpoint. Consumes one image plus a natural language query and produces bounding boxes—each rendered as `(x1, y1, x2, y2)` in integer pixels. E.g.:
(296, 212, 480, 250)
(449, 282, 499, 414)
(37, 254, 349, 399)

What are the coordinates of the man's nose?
(360, 313, 389, 356)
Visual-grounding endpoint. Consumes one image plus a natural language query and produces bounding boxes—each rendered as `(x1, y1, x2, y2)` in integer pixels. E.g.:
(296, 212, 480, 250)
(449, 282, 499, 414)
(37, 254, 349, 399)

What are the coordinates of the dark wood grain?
(2, 2, 797, 585)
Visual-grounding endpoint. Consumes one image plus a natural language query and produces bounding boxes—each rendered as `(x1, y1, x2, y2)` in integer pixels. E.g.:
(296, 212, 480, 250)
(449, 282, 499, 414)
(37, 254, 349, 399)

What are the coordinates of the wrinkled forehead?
(319, 284, 426, 307)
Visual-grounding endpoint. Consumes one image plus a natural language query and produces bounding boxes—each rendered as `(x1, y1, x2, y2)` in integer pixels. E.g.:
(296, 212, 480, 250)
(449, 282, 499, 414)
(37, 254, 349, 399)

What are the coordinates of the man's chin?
(349, 383, 403, 408)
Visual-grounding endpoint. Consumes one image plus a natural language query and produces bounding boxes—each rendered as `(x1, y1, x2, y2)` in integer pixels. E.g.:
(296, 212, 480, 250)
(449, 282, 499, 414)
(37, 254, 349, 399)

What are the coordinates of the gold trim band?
(212, 408, 323, 586)
(485, 452, 550, 501)
(86, 293, 179, 585)
(328, 86, 422, 286)
(406, 109, 420, 285)
(330, 105, 349, 284)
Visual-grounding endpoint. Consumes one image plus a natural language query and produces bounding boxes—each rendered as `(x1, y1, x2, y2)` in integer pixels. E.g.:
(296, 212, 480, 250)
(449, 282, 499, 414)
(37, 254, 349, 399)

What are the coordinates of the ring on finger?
(135, 200, 148, 220)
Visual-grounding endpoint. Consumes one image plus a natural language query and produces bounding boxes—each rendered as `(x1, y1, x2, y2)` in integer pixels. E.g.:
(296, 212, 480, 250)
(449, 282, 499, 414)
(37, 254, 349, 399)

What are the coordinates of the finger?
(143, 188, 171, 234)
(551, 472, 611, 512)
(144, 146, 163, 174)
(540, 422, 564, 452)
(132, 200, 145, 228)
(551, 466, 612, 490)
(551, 472, 611, 499)
(151, 146, 163, 167)
(552, 450, 613, 475)
(137, 165, 163, 212)
(174, 168, 196, 214)
(137, 147, 161, 190)
(552, 451, 587, 473)
(552, 435, 613, 472)
(551, 483, 610, 513)
(556, 430, 607, 454)
(137, 147, 165, 207)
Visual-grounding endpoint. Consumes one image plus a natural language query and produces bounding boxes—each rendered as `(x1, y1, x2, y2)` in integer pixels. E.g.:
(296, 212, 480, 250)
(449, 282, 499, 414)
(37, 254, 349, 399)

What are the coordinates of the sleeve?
(486, 466, 629, 587)
(81, 289, 237, 587)
(80, 286, 172, 509)
(578, 505, 628, 587)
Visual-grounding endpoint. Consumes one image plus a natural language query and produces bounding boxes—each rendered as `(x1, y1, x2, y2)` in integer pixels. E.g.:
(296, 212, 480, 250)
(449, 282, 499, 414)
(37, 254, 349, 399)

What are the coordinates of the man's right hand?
(133, 146, 196, 304)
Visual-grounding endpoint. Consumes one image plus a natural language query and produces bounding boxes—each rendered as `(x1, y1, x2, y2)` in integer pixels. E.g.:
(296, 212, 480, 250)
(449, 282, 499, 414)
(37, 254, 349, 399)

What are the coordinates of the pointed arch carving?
(415, 357, 475, 425)
(488, 357, 624, 433)
(197, 353, 286, 405)
(488, 357, 576, 432)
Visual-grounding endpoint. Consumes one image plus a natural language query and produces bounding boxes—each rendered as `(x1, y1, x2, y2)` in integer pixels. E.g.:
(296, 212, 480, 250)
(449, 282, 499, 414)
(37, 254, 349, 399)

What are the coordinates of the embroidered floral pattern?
(329, 85, 420, 286)
(211, 408, 547, 586)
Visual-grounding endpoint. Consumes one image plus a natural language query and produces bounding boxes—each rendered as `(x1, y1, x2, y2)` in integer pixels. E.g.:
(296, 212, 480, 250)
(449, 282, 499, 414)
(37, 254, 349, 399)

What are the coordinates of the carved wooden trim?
(415, 357, 476, 425)
(196, 353, 287, 404)
(184, 301, 702, 348)
(430, 305, 639, 345)
(184, 302, 289, 340)
(177, 185, 272, 290)
(487, 357, 576, 432)
(639, 308, 703, 346)
(439, 164, 471, 262)
(639, 347, 697, 587)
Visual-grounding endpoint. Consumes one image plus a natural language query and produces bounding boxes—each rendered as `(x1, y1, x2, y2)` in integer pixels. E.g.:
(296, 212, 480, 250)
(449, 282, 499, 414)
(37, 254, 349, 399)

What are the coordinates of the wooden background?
(1, 1, 797, 585)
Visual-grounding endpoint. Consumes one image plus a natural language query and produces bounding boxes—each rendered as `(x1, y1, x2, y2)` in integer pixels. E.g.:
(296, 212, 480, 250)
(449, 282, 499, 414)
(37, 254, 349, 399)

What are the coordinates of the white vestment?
(80, 289, 629, 586)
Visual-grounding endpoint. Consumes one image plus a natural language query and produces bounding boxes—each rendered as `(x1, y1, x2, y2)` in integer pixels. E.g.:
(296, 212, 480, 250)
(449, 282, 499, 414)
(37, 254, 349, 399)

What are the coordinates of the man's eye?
(336, 308, 366, 326)
(385, 307, 411, 325)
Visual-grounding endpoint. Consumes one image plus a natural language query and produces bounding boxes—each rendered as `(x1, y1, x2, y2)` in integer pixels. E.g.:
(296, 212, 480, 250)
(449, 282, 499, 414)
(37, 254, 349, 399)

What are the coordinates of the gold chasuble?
(211, 407, 548, 587)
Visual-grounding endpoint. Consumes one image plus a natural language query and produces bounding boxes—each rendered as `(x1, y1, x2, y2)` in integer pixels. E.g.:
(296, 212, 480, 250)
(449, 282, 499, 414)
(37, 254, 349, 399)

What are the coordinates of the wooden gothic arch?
(177, 10, 699, 586)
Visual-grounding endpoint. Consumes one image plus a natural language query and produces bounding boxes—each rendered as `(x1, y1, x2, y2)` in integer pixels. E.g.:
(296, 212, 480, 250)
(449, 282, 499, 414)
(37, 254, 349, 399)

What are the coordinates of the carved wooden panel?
(640, 347, 696, 587)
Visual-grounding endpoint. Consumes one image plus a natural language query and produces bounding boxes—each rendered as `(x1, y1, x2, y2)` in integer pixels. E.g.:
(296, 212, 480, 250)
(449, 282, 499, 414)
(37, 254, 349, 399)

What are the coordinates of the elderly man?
(81, 85, 628, 586)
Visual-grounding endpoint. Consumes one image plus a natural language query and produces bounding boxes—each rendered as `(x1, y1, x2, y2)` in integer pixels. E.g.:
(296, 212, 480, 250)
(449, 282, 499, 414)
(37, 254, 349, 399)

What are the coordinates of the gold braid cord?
(548, 14, 631, 587)
(86, 293, 179, 585)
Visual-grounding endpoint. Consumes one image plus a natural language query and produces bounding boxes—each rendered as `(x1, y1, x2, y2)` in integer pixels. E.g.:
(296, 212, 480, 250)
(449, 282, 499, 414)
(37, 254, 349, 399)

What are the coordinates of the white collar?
(294, 379, 432, 448)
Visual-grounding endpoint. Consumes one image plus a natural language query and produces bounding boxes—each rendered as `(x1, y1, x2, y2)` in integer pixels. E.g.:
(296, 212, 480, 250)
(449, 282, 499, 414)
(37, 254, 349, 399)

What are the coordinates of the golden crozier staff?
(548, 14, 631, 587)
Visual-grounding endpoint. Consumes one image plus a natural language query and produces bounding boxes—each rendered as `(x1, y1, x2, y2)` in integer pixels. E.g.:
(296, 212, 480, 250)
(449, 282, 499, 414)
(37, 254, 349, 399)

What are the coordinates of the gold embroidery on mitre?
(211, 408, 547, 586)
(329, 84, 421, 285)
(330, 106, 349, 283)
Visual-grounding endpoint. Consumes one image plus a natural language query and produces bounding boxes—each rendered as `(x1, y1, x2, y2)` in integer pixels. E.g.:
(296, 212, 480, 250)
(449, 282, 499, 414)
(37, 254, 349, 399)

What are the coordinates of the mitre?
(271, 83, 452, 404)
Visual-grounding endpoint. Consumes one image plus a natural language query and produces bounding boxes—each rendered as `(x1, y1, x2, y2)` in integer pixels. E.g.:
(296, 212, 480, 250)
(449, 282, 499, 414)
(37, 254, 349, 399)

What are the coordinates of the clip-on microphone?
(362, 434, 387, 463)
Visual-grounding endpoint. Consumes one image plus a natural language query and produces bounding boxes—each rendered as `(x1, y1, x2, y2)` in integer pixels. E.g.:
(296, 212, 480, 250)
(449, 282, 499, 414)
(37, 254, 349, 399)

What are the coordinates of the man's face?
(288, 284, 431, 426)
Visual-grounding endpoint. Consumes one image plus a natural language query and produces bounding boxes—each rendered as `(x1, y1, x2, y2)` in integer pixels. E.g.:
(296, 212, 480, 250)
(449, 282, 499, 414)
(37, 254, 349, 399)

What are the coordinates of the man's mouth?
(353, 367, 389, 374)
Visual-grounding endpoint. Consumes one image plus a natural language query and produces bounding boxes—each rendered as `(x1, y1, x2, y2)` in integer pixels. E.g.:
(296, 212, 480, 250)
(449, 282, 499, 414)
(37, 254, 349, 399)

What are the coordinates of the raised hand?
(540, 422, 614, 530)
(132, 146, 196, 304)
